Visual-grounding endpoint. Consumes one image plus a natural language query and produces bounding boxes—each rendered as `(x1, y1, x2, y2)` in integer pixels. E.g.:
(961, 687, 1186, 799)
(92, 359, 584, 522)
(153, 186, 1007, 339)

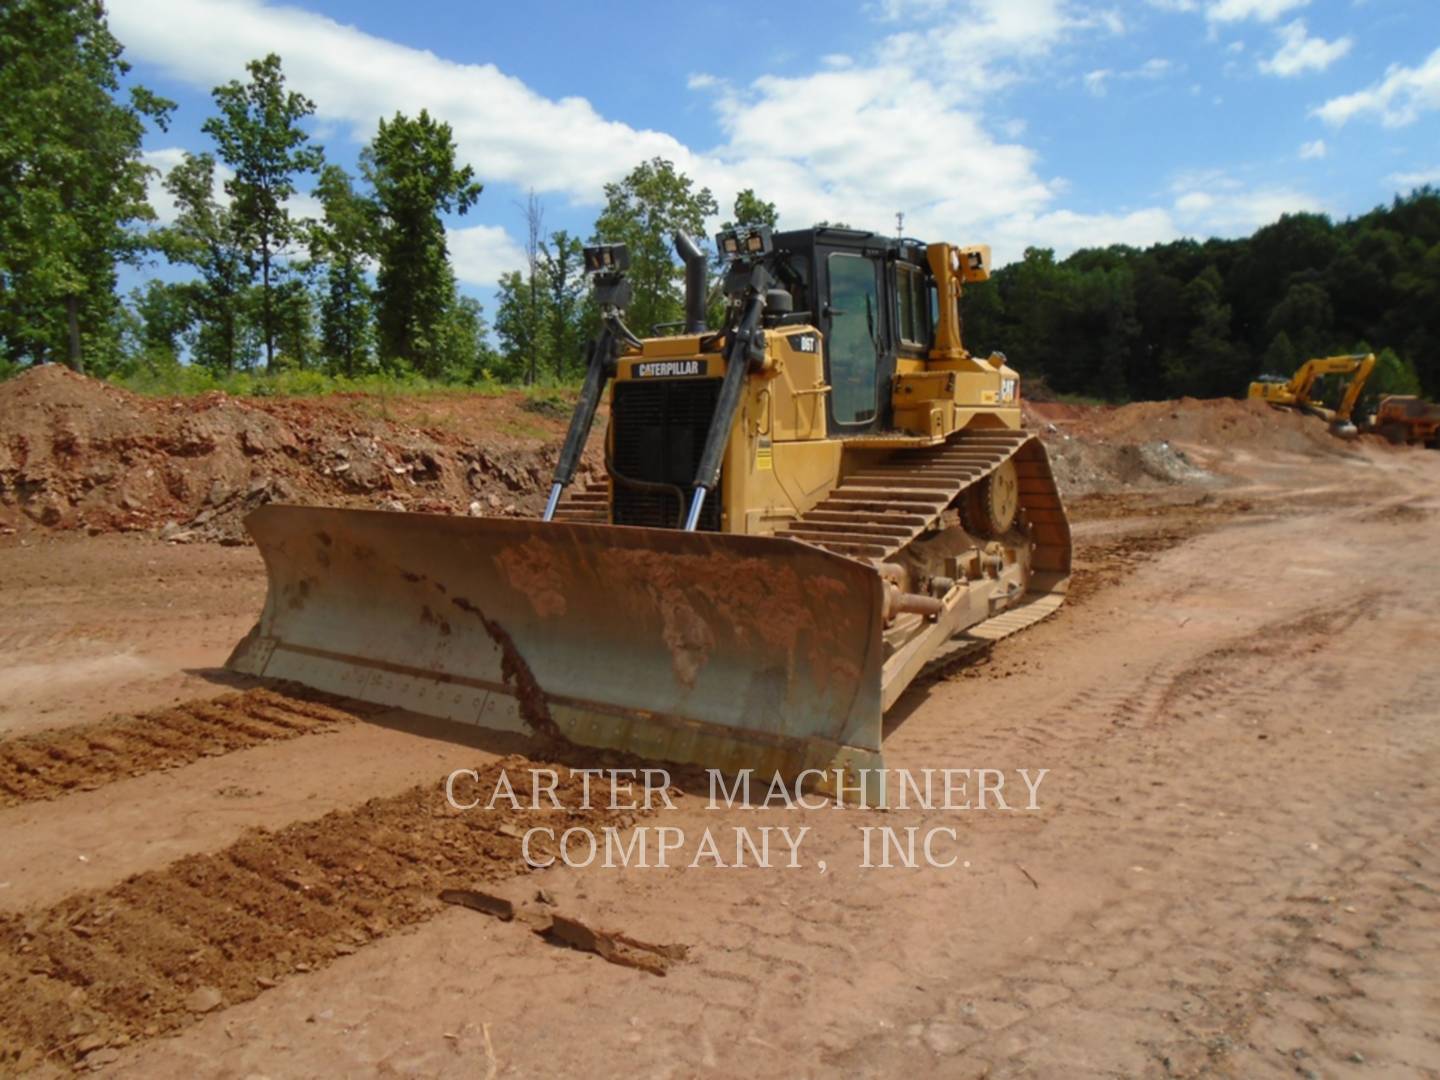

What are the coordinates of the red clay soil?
(0, 366, 601, 544)
(1027, 395, 1360, 458)
(0, 367, 1379, 547)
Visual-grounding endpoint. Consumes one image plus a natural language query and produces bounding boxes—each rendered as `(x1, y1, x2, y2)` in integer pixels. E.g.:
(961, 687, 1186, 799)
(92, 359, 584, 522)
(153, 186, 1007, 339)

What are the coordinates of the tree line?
(963, 191, 1440, 402)
(3, 1, 1436, 402)
(3, 0, 491, 382)
(0, 1, 762, 386)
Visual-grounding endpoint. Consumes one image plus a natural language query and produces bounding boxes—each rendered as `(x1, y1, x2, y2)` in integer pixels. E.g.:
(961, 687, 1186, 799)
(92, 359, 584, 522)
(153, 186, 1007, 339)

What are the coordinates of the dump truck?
(1248, 353, 1376, 437)
(228, 225, 1070, 782)
(1371, 394, 1440, 448)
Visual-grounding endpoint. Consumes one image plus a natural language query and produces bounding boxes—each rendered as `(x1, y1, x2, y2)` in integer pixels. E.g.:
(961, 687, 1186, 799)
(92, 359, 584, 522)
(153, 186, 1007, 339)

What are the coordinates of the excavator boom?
(1248, 353, 1376, 436)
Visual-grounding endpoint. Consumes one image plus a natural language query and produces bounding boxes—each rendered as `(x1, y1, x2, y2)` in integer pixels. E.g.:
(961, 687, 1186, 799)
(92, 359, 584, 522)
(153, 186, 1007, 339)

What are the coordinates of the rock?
(487, 493, 502, 508)
(85, 1047, 121, 1068)
(241, 428, 271, 455)
(468, 501, 484, 517)
(378, 499, 406, 513)
(75, 1034, 106, 1054)
(184, 985, 224, 1014)
(66, 1016, 98, 1038)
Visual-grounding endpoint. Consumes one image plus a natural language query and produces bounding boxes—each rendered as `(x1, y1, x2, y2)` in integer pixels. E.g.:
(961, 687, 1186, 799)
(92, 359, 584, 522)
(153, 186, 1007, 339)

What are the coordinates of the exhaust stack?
(674, 232, 708, 334)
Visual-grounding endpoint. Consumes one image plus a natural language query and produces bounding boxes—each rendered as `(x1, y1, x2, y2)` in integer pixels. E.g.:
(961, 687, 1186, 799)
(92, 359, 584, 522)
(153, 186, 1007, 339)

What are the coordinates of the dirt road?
(1, 435, 1437, 1077)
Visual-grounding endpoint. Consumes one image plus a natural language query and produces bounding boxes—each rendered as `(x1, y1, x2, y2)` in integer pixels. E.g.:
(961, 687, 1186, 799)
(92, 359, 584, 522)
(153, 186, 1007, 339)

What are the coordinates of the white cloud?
(921, 0, 1082, 44)
(871, 0, 950, 19)
(1170, 172, 1326, 231)
(114, 0, 1323, 281)
(1299, 138, 1327, 159)
(1258, 20, 1351, 77)
(109, 0, 700, 204)
(1084, 69, 1113, 96)
(1206, 0, 1308, 23)
(989, 207, 1179, 258)
(1083, 58, 1172, 96)
(110, 0, 1110, 265)
(709, 66, 1053, 240)
(448, 224, 529, 287)
(1314, 46, 1440, 127)
(1388, 166, 1440, 188)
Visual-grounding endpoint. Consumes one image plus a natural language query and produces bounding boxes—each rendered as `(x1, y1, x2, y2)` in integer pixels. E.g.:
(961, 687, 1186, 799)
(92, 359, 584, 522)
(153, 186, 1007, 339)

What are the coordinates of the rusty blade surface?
(227, 505, 887, 774)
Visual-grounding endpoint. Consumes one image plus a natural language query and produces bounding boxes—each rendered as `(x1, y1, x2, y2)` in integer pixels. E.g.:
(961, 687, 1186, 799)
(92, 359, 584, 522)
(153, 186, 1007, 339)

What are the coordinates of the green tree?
(492, 269, 536, 383)
(728, 188, 778, 228)
(309, 164, 376, 375)
(1263, 281, 1333, 359)
(130, 279, 192, 362)
(1260, 330, 1296, 378)
(593, 157, 717, 337)
(1171, 268, 1243, 397)
(437, 295, 495, 383)
(362, 110, 482, 376)
(203, 53, 324, 372)
(154, 152, 254, 372)
(541, 230, 586, 379)
(1368, 346, 1421, 399)
(0, 0, 173, 372)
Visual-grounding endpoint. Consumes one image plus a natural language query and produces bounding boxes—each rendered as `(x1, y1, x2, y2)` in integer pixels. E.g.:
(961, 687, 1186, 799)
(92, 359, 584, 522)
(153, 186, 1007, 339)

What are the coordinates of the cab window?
(896, 264, 928, 349)
(826, 252, 880, 426)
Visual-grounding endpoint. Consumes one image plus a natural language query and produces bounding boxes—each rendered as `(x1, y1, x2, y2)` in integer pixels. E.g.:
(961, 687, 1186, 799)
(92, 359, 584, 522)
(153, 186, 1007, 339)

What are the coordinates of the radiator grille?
(611, 378, 723, 531)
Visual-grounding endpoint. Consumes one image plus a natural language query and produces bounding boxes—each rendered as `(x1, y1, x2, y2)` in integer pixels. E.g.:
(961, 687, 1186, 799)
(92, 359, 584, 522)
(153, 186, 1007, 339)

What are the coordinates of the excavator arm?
(1249, 353, 1376, 435)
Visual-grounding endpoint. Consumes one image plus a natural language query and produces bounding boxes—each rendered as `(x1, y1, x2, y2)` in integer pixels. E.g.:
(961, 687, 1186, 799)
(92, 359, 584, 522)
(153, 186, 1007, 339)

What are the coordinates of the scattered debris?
(440, 888, 688, 977)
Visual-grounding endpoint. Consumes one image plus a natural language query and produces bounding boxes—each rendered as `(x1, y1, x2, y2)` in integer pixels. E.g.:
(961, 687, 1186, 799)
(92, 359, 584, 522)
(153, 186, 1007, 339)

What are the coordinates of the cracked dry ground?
(0, 442, 1437, 1078)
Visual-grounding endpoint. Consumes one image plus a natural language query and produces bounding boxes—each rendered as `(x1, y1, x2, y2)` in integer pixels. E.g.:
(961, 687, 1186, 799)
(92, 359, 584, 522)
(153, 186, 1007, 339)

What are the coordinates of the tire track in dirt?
(0, 687, 374, 809)
(819, 594, 1440, 1077)
(0, 758, 646, 1074)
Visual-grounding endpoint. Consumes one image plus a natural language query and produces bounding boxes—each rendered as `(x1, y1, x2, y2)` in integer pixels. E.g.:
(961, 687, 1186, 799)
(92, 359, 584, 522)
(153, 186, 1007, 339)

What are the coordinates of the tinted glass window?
(826, 253, 880, 425)
(897, 265, 926, 347)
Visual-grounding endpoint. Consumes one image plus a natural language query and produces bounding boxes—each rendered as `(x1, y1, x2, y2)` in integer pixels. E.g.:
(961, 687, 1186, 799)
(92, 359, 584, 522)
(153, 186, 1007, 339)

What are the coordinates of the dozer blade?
(227, 505, 888, 778)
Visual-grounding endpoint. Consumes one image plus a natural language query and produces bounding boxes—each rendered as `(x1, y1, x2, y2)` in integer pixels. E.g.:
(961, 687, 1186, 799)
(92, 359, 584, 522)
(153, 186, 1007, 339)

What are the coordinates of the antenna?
(895, 211, 904, 238)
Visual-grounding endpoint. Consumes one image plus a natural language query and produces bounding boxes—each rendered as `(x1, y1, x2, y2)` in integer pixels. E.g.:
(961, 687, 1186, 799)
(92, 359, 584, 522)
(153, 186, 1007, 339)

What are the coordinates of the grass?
(108, 365, 502, 399)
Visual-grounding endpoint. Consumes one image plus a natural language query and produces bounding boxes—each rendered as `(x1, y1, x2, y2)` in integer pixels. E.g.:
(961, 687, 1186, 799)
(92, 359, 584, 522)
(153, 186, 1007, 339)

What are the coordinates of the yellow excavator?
(1248, 353, 1376, 438)
(228, 226, 1070, 782)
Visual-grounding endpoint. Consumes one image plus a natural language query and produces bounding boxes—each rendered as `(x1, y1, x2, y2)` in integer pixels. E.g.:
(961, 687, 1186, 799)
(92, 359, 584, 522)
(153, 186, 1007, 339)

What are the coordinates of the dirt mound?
(0, 366, 599, 544)
(1, 368, 1355, 540)
(1022, 395, 1366, 495)
(1057, 395, 1355, 458)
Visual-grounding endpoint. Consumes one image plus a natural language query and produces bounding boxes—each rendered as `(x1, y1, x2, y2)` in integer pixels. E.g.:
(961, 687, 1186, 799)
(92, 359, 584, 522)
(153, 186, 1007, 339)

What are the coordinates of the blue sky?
(106, 0, 1440, 311)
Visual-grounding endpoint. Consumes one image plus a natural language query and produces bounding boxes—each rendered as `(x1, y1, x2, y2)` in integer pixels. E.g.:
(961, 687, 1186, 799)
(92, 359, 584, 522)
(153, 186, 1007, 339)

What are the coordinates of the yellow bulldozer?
(228, 225, 1070, 782)
(1248, 352, 1376, 438)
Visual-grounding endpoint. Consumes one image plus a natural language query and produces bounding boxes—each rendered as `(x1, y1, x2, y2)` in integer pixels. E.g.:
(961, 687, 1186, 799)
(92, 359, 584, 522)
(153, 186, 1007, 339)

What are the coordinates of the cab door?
(822, 250, 885, 431)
